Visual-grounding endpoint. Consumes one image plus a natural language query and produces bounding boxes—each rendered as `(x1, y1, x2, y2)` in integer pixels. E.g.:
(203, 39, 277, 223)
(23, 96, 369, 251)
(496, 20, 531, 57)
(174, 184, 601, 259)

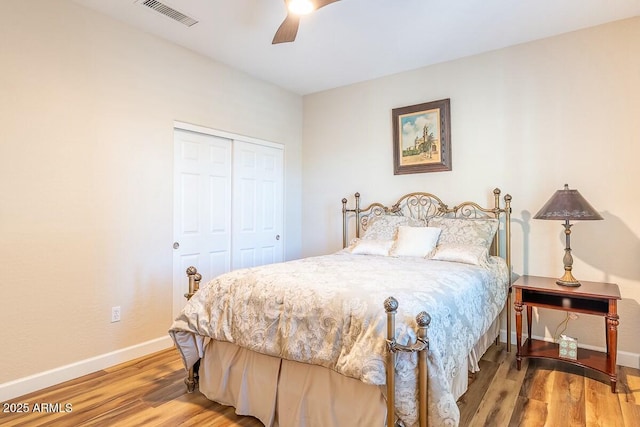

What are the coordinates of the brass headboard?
(342, 188, 511, 260)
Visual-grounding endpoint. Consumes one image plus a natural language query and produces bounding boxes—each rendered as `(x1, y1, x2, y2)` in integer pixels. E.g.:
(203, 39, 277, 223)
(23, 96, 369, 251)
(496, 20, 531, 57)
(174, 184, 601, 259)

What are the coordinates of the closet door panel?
(173, 129, 232, 317)
(232, 140, 284, 270)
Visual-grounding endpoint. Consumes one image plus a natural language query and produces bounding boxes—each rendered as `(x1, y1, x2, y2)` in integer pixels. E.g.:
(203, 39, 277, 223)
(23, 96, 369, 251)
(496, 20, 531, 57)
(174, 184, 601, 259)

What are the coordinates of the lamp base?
(556, 270, 581, 287)
(556, 279, 581, 287)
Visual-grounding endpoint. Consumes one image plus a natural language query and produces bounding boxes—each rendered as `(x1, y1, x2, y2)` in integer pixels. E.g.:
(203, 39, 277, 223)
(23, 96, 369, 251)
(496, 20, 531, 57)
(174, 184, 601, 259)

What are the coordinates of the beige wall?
(0, 0, 302, 387)
(302, 18, 640, 364)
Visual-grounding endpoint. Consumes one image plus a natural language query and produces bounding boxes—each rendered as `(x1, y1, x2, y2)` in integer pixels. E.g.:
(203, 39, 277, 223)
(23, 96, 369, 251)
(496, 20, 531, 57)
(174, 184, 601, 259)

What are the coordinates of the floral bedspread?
(169, 253, 508, 427)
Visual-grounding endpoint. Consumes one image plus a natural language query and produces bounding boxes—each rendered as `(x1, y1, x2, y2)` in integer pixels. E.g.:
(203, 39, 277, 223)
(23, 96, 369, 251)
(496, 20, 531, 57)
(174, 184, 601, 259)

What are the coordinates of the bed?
(169, 188, 512, 427)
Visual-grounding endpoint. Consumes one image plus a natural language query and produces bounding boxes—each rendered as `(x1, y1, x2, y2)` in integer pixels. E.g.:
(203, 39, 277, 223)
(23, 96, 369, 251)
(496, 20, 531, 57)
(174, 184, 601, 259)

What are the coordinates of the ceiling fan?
(272, 0, 340, 44)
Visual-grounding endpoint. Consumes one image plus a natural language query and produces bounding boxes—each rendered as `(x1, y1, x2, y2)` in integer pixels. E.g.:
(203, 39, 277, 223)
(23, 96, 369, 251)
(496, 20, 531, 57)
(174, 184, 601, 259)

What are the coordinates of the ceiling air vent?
(138, 0, 199, 27)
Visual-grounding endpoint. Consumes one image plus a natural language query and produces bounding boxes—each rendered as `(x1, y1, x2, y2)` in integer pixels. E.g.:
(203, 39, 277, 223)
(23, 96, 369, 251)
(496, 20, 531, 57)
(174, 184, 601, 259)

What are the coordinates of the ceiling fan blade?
(315, 0, 339, 10)
(272, 0, 339, 44)
(272, 14, 300, 44)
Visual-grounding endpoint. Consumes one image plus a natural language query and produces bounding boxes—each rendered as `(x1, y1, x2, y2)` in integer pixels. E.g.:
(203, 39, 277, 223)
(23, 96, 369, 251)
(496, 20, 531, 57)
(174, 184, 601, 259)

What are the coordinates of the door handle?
(275, 235, 280, 241)
(173, 242, 180, 249)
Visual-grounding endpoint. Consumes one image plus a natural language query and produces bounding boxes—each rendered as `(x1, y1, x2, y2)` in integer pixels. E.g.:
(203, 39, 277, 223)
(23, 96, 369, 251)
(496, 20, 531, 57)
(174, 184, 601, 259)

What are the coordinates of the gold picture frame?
(392, 98, 451, 175)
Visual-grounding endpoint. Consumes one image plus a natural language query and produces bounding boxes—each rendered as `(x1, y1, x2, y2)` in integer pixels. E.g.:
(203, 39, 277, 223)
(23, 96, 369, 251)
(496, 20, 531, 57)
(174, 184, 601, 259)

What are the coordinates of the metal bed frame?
(342, 188, 512, 427)
(181, 188, 512, 426)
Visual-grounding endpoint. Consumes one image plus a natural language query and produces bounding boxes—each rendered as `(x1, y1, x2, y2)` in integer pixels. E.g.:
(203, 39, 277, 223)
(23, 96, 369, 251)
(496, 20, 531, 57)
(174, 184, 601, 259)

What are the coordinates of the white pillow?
(430, 244, 490, 266)
(390, 226, 441, 257)
(350, 239, 394, 256)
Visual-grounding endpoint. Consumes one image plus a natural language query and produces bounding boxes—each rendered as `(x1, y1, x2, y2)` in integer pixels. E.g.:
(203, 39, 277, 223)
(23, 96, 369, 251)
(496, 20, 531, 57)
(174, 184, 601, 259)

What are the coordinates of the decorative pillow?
(349, 239, 394, 256)
(430, 244, 490, 266)
(390, 226, 441, 257)
(427, 217, 498, 249)
(361, 215, 425, 240)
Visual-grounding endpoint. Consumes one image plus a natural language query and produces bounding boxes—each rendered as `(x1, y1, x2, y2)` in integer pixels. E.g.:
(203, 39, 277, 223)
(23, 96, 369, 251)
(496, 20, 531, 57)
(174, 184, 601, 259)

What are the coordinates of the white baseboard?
(0, 336, 173, 402)
(499, 329, 640, 369)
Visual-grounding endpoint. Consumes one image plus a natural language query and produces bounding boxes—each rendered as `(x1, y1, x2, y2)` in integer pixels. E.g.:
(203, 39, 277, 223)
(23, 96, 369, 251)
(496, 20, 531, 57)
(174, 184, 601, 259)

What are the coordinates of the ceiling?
(72, 0, 640, 95)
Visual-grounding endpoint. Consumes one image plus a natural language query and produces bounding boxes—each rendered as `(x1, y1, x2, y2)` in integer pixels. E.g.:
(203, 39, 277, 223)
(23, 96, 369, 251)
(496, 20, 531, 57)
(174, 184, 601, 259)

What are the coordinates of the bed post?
(491, 188, 503, 259)
(354, 192, 361, 238)
(185, 266, 201, 300)
(342, 197, 348, 248)
(416, 311, 430, 427)
(385, 297, 430, 427)
(184, 266, 201, 393)
(504, 194, 512, 351)
(491, 189, 513, 351)
(342, 192, 362, 248)
(384, 297, 397, 427)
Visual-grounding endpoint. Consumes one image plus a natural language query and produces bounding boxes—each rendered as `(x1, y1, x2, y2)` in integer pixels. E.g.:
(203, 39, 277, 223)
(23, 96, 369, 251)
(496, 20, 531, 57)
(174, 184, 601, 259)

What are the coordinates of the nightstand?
(513, 275, 621, 392)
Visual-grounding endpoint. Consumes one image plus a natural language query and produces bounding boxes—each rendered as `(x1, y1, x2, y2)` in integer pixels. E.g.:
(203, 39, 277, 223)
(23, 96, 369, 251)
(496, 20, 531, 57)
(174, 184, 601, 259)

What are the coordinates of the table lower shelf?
(518, 338, 614, 376)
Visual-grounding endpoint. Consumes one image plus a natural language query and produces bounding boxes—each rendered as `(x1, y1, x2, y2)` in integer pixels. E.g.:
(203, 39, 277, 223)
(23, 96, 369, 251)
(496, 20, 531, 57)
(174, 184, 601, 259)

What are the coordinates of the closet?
(172, 126, 284, 316)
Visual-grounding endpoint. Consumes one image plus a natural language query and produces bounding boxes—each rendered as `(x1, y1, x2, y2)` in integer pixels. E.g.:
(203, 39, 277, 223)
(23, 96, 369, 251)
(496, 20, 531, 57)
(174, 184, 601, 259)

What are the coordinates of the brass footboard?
(384, 297, 431, 427)
(184, 266, 201, 393)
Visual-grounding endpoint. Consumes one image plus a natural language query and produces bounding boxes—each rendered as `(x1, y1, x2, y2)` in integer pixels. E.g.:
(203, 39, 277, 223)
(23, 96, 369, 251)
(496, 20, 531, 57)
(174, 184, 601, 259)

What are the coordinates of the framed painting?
(392, 98, 451, 175)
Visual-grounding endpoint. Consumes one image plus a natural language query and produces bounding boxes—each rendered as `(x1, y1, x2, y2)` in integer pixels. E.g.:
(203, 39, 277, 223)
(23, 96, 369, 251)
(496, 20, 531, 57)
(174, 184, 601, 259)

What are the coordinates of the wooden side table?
(513, 275, 621, 392)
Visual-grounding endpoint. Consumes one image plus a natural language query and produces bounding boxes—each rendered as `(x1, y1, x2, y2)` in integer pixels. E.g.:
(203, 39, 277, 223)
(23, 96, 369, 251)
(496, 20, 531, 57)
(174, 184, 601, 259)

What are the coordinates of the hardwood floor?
(1, 344, 638, 426)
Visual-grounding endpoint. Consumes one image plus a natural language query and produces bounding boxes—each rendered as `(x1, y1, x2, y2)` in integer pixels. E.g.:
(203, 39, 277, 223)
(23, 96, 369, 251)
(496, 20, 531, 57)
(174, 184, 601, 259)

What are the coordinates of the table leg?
(607, 300, 619, 393)
(604, 317, 609, 356)
(526, 305, 532, 341)
(515, 293, 523, 370)
(507, 289, 512, 352)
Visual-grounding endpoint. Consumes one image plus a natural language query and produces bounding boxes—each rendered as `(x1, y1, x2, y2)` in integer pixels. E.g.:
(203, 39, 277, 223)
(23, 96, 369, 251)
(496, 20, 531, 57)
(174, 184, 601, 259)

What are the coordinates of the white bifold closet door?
(172, 128, 284, 317)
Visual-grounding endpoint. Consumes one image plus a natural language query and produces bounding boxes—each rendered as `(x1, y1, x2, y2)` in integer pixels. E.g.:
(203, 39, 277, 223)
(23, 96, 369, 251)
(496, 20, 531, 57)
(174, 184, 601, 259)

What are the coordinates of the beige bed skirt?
(200, 339, 386, 426)
(197, 317, 500, 427)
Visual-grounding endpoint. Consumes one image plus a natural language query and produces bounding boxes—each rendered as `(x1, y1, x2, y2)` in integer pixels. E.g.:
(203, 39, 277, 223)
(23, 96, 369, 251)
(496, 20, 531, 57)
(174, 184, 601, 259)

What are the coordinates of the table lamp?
(534, 184, 603, 287)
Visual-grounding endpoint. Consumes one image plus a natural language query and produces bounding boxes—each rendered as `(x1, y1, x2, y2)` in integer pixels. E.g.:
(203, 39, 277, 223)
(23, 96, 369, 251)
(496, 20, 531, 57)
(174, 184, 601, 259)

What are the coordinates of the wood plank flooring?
(1, 344, 638, 426)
